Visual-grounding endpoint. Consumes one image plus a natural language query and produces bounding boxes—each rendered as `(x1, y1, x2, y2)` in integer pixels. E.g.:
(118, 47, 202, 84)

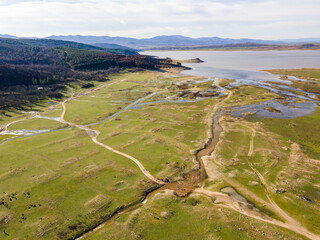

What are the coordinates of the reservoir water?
(145, 50, 320, 81)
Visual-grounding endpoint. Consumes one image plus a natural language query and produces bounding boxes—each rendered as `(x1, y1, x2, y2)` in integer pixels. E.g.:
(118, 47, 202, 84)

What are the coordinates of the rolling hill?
(0, 37, 179, 109)
(47, 35, 276, 49)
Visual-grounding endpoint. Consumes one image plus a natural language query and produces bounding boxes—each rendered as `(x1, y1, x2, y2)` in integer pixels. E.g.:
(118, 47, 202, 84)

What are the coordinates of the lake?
(144, 50, 320, 81)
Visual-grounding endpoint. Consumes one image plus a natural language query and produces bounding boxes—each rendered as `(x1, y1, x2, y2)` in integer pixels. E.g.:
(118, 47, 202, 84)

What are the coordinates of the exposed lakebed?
(146, 50, 320, 119)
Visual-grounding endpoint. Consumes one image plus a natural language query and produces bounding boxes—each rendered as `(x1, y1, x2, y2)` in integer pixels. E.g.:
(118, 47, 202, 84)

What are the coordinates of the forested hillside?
(0, 38, 180, 109)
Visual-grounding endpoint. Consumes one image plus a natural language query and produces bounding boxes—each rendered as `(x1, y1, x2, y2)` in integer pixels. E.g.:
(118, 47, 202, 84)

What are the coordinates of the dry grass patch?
(85, 194, 113, 214)
(36, 215, 62, 237)
(78, 164, 105, 180)
(0, 212, 15, 228)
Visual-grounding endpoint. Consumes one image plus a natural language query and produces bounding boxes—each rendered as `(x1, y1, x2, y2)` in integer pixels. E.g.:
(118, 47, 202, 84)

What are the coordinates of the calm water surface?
(145, 50, 320, 81)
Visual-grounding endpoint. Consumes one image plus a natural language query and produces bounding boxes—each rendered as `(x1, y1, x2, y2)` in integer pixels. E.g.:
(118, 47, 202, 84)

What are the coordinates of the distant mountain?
(279, 38, 320, 43)
(0, 34, 18, 39)
(145, 35, 276, 46)
(3, 34, 320, 50)
(47, 35, 142, 48)
(47, 35, 278, 49)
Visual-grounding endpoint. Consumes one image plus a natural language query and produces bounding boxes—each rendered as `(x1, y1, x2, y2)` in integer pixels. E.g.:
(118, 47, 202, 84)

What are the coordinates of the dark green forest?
(0, 38, 181, 110)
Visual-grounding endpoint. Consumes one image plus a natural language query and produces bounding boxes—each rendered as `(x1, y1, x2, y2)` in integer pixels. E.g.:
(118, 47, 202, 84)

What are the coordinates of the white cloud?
(120, 20, 127, 25)
(0, 0, 319, 39)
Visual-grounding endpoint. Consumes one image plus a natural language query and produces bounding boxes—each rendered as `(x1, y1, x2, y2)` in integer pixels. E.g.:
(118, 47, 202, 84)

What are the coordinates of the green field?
(0, 69, 319, 240)
(86, 192, 307, 240)
(0, 71, 221, 239)
(0, 128, 152, 239)
(265, 68, 320, 81)
(262, 108, 320, 159)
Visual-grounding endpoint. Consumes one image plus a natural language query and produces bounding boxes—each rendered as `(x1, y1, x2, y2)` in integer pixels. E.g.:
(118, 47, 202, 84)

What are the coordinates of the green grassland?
(64, 72, 163, 125)
(205, 119, 320, 233)
(0, 70, 221, 239)
(86, 192, 307, 240)
(96, 99, 217, 180)
(0, 128, 154, 239)
(63, 71, 219, 181)
(0, 135, 14, 143)
(219, 79, 236, 88)
(85, 76, 320, 239)
(0, 77, 109, 126)
(262, 108, 320, 159)
(0, 98, 67, 127)
(41, 105, 63, 118)
(266, 68, 320, 81)
(0, 109, 37, 126)
(257, 109, 320, 233)
(265, 68, 320, 96)
(287, 81, 320, 95)
(226, 85, 278, 106)
(203, 119, 283, 212)
(198, 85, 320, 234)
(8, 118, 67, 131)
(1, 68, 319, 240)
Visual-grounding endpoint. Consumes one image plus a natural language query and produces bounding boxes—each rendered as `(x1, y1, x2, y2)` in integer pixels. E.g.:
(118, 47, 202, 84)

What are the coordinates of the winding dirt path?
(196, 83, 319, 240)
(196, 187, 319, 240)
(60, 84, 166, 185)
(1, 114, 34, 132)
(217, 124, 320, 240)
(244, 126, 299, 222)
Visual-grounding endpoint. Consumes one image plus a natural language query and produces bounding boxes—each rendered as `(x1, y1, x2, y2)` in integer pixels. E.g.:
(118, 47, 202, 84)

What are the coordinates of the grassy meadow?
(1, 68, 319, 240)
(86, 191, 307, 240)
(0, 70, 220, 239)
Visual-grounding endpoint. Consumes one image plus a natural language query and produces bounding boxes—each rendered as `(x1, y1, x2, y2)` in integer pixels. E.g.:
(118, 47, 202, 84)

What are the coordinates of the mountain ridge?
(45, 35, 320, 49)
(2, 34, 320, 50)
(46, 34, 277, 49)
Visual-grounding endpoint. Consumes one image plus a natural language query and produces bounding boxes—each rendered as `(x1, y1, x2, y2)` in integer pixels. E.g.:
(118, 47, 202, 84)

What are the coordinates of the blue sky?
(0, 0, 319, 39)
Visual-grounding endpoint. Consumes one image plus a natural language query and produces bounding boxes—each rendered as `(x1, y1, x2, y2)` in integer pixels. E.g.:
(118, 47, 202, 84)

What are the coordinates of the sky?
(0, 0, 319, 39)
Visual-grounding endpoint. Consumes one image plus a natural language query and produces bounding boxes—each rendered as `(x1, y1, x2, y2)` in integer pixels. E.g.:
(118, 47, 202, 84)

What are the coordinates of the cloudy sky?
(0, 0, 319, 39)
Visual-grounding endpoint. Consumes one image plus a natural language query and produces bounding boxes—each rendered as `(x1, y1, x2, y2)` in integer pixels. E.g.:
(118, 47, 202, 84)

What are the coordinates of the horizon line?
(1, 34, 320, 42)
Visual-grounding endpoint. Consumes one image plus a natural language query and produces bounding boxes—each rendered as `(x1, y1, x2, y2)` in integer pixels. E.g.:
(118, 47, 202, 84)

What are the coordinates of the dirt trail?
(1, 115, 33, 132)
(196, 83, 319, 240)
(60, 81, 166, 185)
(244, 126, 299, 222)
(1, 79, 117, 132)
(196, 187, 320, 240)
(219, 124, 320, 240)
